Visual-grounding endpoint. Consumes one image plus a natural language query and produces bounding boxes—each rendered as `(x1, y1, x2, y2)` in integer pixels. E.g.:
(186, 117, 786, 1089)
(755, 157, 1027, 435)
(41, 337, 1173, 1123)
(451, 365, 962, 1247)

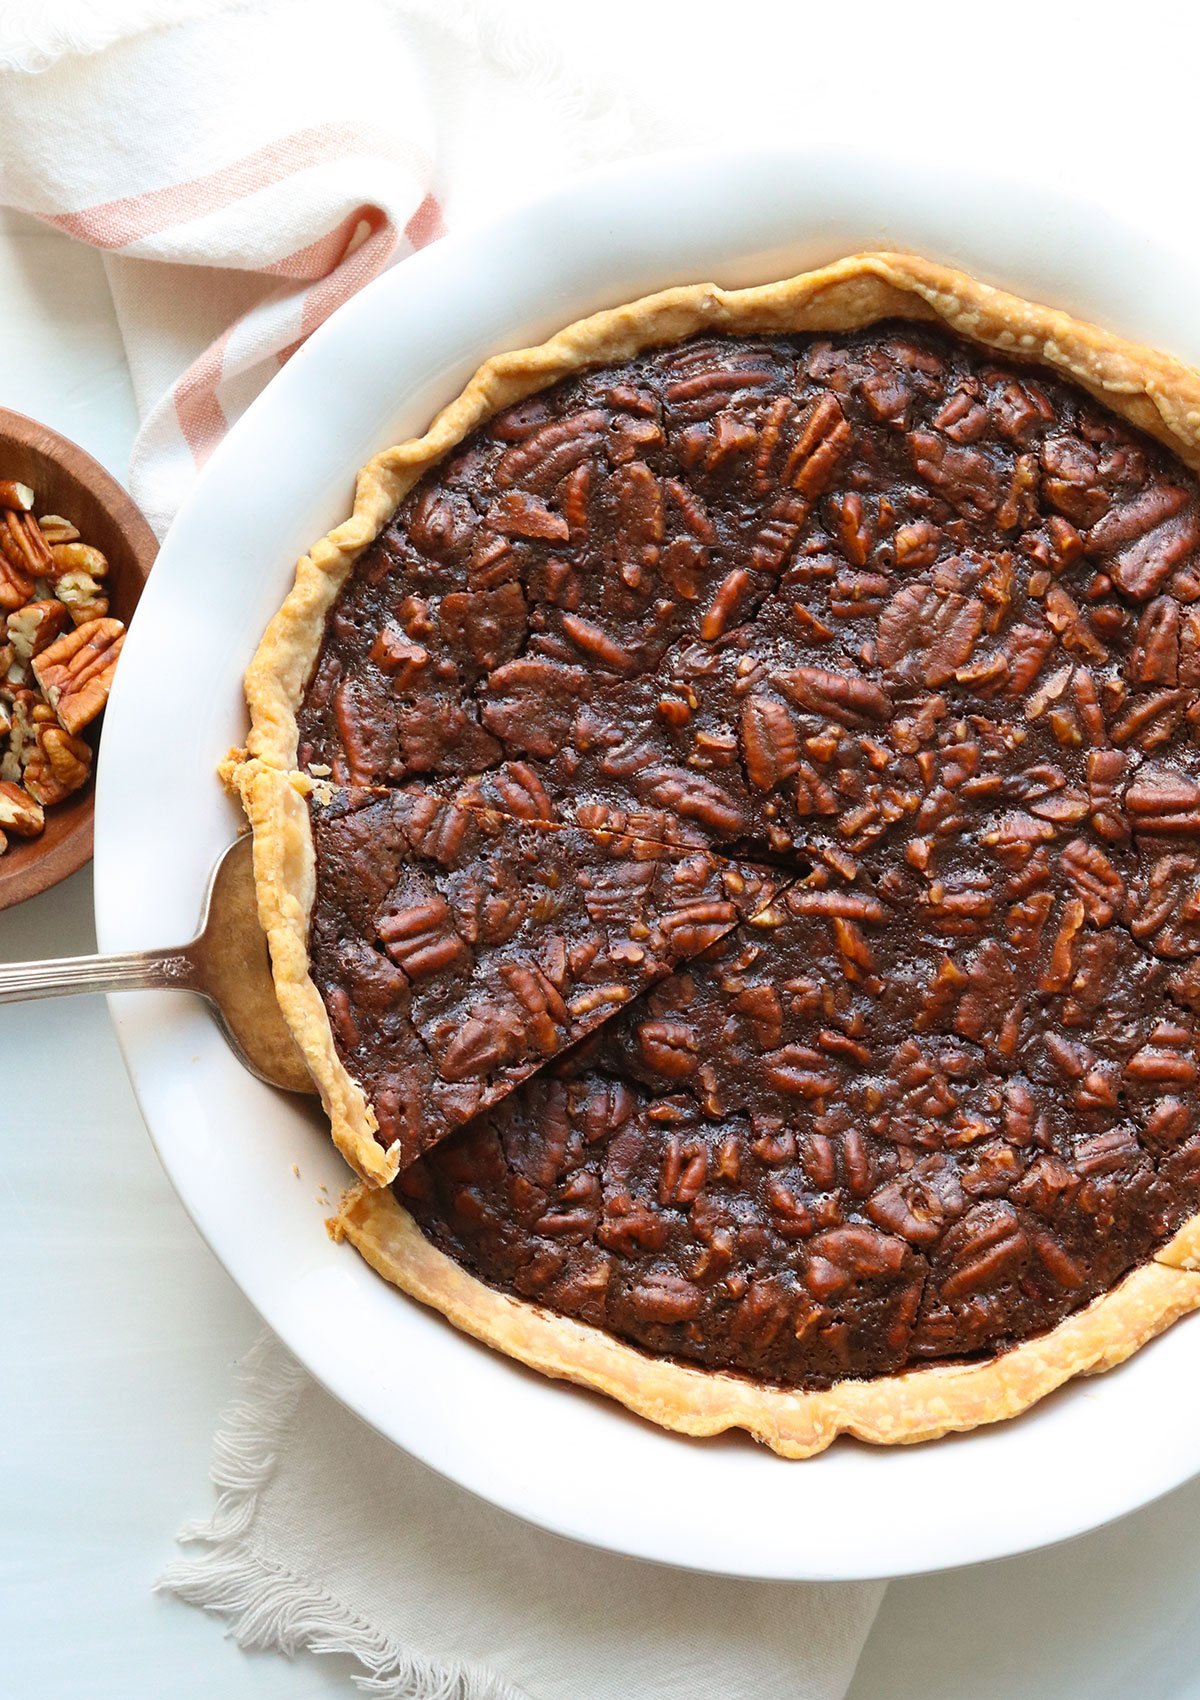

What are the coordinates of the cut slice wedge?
(235, 761, 789, 1182)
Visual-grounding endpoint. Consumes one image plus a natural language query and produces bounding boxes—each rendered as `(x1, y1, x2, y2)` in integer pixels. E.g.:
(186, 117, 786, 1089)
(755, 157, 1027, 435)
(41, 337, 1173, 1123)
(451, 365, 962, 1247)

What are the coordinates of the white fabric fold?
(161, 1335, 885, 1700)
(0, 0, 646, 534)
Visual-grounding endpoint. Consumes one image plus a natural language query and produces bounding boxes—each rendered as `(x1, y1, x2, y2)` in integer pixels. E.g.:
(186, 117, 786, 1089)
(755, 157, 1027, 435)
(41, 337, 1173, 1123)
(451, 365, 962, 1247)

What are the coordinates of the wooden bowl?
(0, 409, 157, 911)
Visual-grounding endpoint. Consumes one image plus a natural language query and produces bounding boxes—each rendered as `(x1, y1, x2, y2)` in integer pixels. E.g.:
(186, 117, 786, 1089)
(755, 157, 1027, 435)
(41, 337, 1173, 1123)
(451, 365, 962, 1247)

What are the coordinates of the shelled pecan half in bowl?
(0, 410, 156, 911)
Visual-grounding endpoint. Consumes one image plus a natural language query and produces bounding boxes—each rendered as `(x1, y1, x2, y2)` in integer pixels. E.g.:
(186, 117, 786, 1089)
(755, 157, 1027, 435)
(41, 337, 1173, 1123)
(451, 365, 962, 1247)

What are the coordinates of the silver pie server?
(0, 834, 315, 1093)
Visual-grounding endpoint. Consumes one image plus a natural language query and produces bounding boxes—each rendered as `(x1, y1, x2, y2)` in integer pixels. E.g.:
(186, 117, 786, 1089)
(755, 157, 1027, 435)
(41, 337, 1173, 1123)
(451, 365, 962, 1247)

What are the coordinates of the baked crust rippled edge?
(333, 1182, 1200, 1457)
(232, 251, 1200, 1453)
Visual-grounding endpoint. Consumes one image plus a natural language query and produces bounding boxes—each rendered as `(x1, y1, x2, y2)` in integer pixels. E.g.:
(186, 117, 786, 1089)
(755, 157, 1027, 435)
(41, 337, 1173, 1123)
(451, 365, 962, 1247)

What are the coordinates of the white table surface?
(3, 200, 1200, 1700)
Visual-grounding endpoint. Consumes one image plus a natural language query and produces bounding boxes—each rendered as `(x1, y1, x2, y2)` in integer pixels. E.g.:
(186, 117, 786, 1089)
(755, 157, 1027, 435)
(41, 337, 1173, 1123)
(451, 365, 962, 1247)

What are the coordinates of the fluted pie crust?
(333, 1181, 1200, 1457)
(235, 252, 1200, 1455)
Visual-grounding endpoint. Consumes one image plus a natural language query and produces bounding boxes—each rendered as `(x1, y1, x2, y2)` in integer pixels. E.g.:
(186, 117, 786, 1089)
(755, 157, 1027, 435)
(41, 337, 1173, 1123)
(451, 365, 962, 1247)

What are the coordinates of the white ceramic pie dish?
(94, 146, 1200, 1580)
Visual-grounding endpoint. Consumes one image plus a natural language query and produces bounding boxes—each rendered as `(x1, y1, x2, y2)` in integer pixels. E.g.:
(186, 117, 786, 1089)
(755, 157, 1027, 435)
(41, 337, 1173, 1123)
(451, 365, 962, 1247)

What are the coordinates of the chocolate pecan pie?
(232, 252, 1200, 1455)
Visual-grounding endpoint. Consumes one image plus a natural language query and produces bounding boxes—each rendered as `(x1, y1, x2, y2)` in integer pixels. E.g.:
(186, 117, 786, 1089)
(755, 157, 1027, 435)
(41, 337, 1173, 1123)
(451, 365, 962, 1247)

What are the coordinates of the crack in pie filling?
(234, 253, 1200, 1455)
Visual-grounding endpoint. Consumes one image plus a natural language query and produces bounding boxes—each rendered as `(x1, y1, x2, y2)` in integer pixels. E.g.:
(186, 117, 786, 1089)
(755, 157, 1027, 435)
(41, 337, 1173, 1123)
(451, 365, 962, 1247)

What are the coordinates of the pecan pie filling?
(301, 322, 1200, 1391)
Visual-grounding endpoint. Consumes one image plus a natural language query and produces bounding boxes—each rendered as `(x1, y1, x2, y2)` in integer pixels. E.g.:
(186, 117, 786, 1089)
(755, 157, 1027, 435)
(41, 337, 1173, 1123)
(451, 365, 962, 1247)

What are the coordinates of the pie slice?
(236, 762, 784, 1181)
(234, 251, 1200, 1456)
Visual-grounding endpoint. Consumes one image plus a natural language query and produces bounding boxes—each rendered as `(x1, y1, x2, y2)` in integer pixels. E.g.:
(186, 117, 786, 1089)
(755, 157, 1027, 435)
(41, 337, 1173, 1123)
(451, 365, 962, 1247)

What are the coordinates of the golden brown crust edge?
(233, 761, 400, 1184)
(334, 1185, 1200, 1459)
(237, 248, 1200, 1440)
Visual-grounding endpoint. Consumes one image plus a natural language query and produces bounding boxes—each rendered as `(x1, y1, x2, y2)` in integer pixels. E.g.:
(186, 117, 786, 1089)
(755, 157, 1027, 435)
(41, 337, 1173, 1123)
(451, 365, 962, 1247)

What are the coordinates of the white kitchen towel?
(0, 2, 884, 1694)
(162, 1333, 885, 1700)
(0, 0, 658, 538)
